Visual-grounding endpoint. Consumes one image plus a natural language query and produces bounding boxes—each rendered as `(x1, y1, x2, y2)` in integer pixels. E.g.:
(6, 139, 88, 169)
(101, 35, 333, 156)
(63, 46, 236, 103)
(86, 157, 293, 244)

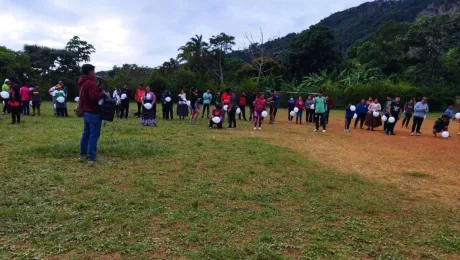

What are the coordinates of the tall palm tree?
(177, 34, 209, 65)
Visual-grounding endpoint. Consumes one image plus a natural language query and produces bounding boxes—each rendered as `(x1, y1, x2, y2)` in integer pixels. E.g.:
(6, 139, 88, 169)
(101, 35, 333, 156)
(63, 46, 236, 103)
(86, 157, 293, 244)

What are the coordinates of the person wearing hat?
(54, 84, 67, 117)
(2, 79, 11, 114)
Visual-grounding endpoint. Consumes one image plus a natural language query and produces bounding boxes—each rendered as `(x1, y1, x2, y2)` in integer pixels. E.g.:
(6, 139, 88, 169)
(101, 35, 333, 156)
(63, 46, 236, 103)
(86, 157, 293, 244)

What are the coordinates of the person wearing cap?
(54, 84, 67, 117)
(2, 79, 11, 114)
(79, 64, 108, 163)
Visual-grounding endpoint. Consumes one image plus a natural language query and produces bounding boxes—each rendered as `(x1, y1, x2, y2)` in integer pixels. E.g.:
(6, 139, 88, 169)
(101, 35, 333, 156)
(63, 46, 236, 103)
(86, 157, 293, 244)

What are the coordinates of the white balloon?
(382, 115, 388, 122)
(350, 105, 356, 112)
(373, 112, 379, 117)
(455, 113, 460, 120)
(121, 93, 127, 100)
(442, 131, 449, 138)
(388, 117, 395, 123)
(294, 107, 299, 113)
(165, 97, 171, 102)
(144, 103, 152, 110)
(310, 105, 315, 110)
(74, 97, 80, 102)
(261, 111, 269, 118)
(187, 100, 191, 106)
(290, 111, 295, 117)
(223, 105, 228, 111)
(353, 113, 358, 119)
(98, 99, 104, 105)
(236, 108, 242, 114)
(1, 91, 10, 99)
(56, 96, 65, 103)
(212, 117, 220, 124)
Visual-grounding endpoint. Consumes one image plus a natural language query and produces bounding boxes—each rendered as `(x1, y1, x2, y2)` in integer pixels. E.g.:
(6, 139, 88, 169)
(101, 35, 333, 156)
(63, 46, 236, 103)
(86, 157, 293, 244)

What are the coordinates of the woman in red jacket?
(253, 92, 266, 131)
(295, 96, 304, 125)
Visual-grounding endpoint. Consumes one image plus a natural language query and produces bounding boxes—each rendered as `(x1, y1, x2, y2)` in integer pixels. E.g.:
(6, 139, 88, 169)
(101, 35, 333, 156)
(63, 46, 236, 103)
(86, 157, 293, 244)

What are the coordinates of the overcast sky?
(0, 0, 368, 71)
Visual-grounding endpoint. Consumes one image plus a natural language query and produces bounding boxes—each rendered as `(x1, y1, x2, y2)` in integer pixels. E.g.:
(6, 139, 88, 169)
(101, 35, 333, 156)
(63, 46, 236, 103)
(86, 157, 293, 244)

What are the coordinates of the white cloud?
(0, 0, 368, 70)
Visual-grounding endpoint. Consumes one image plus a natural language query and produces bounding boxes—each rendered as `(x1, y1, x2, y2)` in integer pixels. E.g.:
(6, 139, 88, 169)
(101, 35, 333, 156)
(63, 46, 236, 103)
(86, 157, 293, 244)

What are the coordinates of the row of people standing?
(344, 96, 430, 136)
(2, 78, 42, 124)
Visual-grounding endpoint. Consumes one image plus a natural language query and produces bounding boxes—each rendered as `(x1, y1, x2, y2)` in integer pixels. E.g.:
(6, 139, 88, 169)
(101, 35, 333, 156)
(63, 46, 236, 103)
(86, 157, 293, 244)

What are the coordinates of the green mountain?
(318, 0, 457, 52)
(230, 0, 457, 61)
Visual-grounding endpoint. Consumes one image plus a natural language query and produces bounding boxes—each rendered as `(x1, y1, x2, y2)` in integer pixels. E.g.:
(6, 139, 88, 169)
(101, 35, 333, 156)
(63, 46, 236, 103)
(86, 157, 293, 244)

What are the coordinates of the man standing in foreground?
(411, 97, 429, 136)
(79, 64, 108, 163)
(202, 88, 212, 119)
(313, 90, 327, 133)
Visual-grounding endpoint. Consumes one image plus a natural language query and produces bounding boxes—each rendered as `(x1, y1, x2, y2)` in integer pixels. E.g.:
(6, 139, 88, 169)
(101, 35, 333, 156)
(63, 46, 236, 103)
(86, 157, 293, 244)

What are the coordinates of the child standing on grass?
(345, 103, 354, 132)
(209, 104, 223, 129)
(54, 85, 67, 117)
(287, 96, 295, 122)
(31, 85, 41, 116)
(295, 96, 304, 124)
(253, 92, 266, 131)
(433, 115, 449, 137)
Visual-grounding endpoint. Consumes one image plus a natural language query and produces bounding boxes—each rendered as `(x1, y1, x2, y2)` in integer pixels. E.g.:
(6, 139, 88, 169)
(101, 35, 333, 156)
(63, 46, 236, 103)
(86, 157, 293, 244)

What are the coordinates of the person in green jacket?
(2, 79, 11, 114)
(313, 90, 327, 133)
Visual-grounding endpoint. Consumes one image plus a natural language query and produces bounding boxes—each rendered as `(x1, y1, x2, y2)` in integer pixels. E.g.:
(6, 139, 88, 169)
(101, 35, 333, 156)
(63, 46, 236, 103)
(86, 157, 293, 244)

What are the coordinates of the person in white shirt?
(112, 88, 121, 117)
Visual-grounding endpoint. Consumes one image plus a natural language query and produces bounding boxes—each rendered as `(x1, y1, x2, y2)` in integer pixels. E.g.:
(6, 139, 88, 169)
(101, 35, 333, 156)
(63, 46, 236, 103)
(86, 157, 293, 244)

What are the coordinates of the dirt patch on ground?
(228, 110, 460, 206)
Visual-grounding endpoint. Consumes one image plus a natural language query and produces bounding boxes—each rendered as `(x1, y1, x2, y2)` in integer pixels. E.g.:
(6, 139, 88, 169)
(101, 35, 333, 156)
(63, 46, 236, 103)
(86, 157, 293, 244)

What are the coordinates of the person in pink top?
(19, 85, 31, 115)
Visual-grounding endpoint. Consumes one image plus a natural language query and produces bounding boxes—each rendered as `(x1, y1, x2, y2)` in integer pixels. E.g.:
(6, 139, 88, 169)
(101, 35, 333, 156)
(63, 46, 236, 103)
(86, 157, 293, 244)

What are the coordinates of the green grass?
(1, 103, 459, 259)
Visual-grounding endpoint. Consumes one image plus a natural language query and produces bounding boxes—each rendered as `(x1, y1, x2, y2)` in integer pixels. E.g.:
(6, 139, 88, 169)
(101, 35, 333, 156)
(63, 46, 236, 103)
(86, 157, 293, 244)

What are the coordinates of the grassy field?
(1, 102, 459, 259)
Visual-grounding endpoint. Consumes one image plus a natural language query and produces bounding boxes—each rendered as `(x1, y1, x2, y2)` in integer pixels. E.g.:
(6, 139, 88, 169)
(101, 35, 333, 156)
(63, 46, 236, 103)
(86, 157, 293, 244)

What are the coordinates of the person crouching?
(433, 115, 449, 137)
(209, 104, 223, 129)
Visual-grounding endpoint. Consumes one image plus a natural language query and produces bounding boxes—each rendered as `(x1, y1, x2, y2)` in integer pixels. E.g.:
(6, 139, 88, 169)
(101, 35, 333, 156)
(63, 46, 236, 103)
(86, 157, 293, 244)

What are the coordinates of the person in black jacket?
(248, 90, 256, 121)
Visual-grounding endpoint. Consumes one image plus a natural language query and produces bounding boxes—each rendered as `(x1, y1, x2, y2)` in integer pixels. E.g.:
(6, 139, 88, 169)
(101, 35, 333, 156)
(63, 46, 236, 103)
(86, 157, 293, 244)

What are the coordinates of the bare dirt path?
(229, 110, 460, 206)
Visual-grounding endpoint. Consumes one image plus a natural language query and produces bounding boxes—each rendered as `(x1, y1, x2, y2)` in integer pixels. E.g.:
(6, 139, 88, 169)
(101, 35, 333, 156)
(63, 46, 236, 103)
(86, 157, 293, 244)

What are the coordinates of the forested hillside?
(1, 0, 459, 109)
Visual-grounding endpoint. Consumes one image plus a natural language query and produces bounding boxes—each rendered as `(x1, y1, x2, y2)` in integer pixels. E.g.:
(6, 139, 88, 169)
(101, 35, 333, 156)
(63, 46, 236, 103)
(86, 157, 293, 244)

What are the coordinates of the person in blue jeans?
(78, 64, 108, 163)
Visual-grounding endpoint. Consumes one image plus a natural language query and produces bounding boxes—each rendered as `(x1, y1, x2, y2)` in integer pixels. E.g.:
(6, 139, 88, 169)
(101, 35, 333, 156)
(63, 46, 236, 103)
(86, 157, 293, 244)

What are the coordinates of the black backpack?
(101, 98, 116, 122)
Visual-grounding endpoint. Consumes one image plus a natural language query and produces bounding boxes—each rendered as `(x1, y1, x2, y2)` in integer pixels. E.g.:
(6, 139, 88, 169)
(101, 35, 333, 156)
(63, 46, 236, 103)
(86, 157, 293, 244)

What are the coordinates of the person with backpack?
(201, 88, 212, 119)
(141, 86, 157, 126)
(238, 91, 247, 121)
(79, 64, 108, 163)
(253, 92, 266, 130)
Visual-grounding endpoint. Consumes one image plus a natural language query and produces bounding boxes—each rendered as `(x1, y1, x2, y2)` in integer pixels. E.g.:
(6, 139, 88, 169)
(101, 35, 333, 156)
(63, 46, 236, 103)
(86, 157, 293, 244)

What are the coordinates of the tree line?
(1, 10, 459, 110)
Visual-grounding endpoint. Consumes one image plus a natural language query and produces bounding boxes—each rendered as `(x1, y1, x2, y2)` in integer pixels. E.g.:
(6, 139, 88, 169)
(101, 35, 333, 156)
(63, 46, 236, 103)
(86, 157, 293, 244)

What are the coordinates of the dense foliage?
(1, 1, 458, 109)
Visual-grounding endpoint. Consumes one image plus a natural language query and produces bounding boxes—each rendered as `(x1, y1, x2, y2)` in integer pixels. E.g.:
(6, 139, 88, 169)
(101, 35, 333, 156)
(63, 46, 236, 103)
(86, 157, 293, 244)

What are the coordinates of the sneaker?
(322, 130, 326, 133)
(313, 129, 318, 132)
(411, 132, 415, 136)
(416, 132, 422, 136)
(383, 130, 387, 134)
(389, 132, 395, 136)
(258, 127, 262, 130)
(253, 127, 257, 131)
